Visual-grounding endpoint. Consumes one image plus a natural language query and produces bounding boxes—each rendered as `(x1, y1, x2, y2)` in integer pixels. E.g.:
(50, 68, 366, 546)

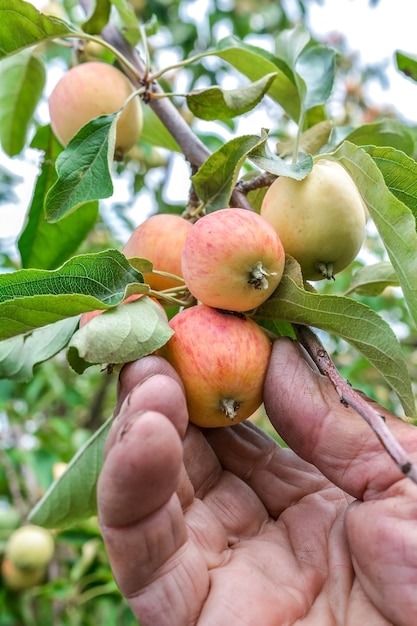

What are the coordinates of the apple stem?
(293, 324, 417, 485)
(221, 399, 241, 421)
(248, 262, 277, 290)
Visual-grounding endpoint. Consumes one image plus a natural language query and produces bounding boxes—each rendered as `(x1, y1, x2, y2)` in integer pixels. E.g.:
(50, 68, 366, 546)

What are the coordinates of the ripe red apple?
(181, 208, 285, 312)
(48, 61, 143, 159)
(260, 160, 367, 280)
(160, 304, 272, 427)
(122, 213, 193, 291)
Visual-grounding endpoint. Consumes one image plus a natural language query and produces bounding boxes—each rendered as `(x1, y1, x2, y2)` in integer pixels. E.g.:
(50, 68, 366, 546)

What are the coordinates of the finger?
(106, 369, 189, 456)
(345, 481, 417, 624)
(98, 409, 209, 625)
(263, 337, 417, 499)
(115, 355, 184, 416)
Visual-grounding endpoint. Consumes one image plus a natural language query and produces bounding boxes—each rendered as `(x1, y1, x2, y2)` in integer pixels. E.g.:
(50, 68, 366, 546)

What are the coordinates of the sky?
(1, 0, 417, 247)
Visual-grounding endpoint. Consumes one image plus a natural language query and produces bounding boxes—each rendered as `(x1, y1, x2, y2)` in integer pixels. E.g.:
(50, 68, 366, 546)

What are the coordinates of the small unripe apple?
(260, 160, 367, 280)
(48, 61, 143, 160)
(181, 208, 285, 312)
(5, 525, 55, 570)
(122, 213, 193, 291)
(160, 304, 272, 427)
(1, 557, 46, 591)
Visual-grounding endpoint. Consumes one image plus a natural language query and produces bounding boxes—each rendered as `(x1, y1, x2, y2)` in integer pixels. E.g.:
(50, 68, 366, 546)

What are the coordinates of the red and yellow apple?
(160, 304, 272, 427)
(122, 213, 193, 291)
(181, 208, 285, 312)
(48, 61, 143, 159)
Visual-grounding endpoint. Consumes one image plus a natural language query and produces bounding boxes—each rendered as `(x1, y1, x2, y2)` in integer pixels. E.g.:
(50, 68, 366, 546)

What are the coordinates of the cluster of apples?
(121, 208, 284, 427)
(121, 162, 366, 428)
(48, 62, 367, 428)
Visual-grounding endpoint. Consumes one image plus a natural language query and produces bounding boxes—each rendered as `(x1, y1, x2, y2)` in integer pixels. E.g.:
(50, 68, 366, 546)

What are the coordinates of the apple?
(181, 208, 285, 312)
(122, 213, 193, 291)
(1, 557, 46, 591)
(5, 525, 55, 570)
(160, 304, 272, 427)
(260, 160, 367, 280)
(48, 61, 143, 160)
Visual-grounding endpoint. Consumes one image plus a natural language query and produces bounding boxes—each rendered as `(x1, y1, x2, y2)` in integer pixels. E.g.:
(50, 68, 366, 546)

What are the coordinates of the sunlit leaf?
(0, 50, 45, 155)
(395, 50, 417, 83)
(0, 250, 144, 340)
(277, 120, 333, 158)
(364, 145, 417, 220)
(187, 73, 278, 120)
(343, 120, 415, 156)
(82, 0, 111, 34)
(140, 105, 181, 152)
(0, 0, 76, 59)
(329, 142, 417, 328)
(44, 114, 116, 222)
(248, 138, 313, 178)
(18, 125, 99, 269)
(110, 0, 142, 45)
(191, 132, 268, 211)
(214, 36, 301, 121)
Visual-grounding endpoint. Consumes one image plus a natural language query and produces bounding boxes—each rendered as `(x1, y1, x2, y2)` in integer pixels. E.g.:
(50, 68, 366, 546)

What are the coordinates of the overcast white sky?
(1, 0, 417, 246)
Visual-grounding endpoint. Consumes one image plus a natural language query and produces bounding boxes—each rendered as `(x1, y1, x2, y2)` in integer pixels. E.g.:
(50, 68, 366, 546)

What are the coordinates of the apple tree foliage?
(0, 0, 417, 615)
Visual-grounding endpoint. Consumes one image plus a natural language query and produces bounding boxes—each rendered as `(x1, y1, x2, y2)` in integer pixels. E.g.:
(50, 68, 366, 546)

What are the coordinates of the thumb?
(263, 337, 412, 499)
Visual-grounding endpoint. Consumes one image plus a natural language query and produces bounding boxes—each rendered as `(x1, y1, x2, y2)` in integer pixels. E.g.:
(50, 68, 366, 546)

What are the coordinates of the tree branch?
(293, 324, 417, 485)
(78, 0, 255, 211)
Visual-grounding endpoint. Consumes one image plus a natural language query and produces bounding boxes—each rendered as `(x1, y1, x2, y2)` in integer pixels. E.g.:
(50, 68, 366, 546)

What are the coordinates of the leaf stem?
(293, 324, 417, 485)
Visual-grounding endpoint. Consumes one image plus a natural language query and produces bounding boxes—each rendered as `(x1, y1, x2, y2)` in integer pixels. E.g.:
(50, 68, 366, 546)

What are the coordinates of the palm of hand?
(98, 344, 417, 626)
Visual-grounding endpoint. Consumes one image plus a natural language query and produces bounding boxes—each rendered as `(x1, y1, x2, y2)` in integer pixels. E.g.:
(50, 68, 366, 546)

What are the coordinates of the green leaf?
(345, 262, 399, 297)
(256, 274, 416, 418)
(343, 120, 415, 156)
(29, 416, 112, 528)
(277, 120, 333, 158)
(186, 73, 278, 120)
(0, 50, 45, 156)
(18, 125, 99, 269)
(110, 0, 142, 46)
(395, 50, 417, 83)
(364, 145, 417, 221)
(248, 138, 313, 179)
(0, 0, 75, 59)
(214, 36, 301, 122)
(328, 142, 417, 328)
(0, 249, 144, 340)
(67, 296, 173, 373)
(295, 44, 335, 112)
(82, 0, 111, 34)
(0, 317, 79, 381)
(139, 105, 181, 152)
(191, 132, 268, 211)
(44, 114, 116, 222)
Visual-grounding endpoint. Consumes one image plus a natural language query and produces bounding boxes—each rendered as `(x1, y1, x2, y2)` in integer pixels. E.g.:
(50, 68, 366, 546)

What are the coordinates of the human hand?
(97, 337, 417, 626)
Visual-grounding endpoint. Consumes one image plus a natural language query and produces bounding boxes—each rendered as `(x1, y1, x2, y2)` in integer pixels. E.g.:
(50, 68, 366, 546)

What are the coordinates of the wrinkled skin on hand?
(98, 338, 417, 626)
